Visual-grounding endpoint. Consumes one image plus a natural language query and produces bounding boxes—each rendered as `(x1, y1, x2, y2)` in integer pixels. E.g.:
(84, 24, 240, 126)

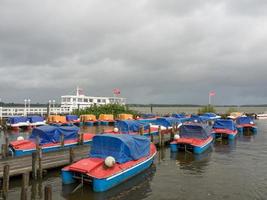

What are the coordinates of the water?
(130, 106, 267, 114)
(3, 120, 267, 199)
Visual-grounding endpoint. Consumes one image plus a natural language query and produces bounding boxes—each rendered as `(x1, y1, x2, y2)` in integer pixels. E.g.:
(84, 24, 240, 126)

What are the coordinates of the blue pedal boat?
(61, 134, 157, 192)
(170, 124, 214, 154)
(213, 119, 238, 140)
(236, 116, 257, 134)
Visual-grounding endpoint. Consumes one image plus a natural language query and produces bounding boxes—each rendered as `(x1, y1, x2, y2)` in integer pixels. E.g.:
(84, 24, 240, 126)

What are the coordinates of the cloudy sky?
(1, 0, 267, 105)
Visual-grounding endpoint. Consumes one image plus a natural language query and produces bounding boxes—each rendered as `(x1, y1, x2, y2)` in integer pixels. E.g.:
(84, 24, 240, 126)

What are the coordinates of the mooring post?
(32, 152, 38, 180)
(149, 125, 154, 143)
(1, 144, 6, 159)
(20, 172, 29, 200)
(171, 124, 175, 140)
(139, 125, 144, 135)
(80, 132, 84, 145)
(69, 147, 74, 164)
(158, 126, 162, 147)
(2, 164, 10, 200)
(44, 185, 52, 200)
(37, 147, 43, 180)
(60, 134, 64, 147)
(4, 134, 9, 158)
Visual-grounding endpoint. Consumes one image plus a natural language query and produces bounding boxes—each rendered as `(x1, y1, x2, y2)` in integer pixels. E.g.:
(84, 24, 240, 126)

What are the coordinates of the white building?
(60, 88, 126, 112)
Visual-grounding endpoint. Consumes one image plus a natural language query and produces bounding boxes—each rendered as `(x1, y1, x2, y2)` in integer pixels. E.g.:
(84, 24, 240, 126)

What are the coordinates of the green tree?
(198, 105, 216, 114)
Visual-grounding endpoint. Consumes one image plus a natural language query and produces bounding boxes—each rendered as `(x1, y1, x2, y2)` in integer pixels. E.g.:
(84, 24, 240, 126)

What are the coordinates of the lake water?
(4, 119, 267, 200)
(129, 106, 267, 114)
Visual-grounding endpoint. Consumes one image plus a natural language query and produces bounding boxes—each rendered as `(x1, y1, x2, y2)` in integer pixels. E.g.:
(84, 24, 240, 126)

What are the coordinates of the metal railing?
(0, 107, 71, 118)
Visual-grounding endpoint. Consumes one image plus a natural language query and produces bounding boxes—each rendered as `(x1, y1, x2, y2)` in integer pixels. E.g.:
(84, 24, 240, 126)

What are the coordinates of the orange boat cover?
(48, 115, 66, 123)
(98, 114, 114, 121)
(118, 114, 133, 120)
(80, 114, 97, 122)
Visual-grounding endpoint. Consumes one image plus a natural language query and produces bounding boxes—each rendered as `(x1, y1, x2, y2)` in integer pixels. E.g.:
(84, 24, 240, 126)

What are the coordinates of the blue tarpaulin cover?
(189, 115, 208, 123)
(117, 120, 149, 134)
(153, 117, 181, 127)
(29, 125, 79, 145)
(172, 113, 186, 118)
(180, 124, 213, 139)
(213, 119, 236, 131)
(202, 113, 217, 117)
(7, 116, 28, 124)
(90, 134, 150, 163)
(236, 117, 254, 125)
(28, 116, 44, 123)
(141, 114, 157, 119)
(66, 115, 78, 121)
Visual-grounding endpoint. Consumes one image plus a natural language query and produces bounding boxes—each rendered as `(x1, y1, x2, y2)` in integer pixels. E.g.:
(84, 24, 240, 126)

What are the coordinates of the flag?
(113, 88, 121, 95)
(77, 87, 84, 96)
(209, 91, 216, 96)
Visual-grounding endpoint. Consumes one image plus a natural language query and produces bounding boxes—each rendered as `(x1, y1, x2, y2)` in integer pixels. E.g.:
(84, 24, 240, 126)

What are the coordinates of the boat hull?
(170, 137, 213, 154)
(9, 140, 92, 157)
(61, 153, 156, 192)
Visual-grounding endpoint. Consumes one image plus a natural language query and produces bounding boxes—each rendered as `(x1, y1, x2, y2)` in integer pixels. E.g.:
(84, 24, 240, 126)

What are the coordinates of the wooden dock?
(0, 132, 173, 178)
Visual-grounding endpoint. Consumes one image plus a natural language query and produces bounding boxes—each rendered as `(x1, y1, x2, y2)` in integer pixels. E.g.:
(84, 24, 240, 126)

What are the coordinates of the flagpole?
(209, 94, 211, 105)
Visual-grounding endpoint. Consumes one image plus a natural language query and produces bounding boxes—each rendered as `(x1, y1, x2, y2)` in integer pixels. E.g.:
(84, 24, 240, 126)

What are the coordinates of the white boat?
(256, 113, 267, 120)
(60, 87, 126, 112)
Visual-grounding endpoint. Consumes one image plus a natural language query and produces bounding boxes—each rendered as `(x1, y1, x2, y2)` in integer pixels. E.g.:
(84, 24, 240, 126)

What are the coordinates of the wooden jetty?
(0, 130, 175, 178)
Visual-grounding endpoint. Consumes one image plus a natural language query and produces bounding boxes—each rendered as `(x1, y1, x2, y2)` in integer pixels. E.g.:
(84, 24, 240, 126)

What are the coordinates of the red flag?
(113, 88, 120, 95)
(209, 91, 216, 96)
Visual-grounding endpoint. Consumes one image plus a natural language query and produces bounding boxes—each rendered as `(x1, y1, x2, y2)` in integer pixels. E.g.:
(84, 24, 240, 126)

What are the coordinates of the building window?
(89, 99, 93, 102)
(84, 98, 88, 102)
(78, 98, 83, 102)
(97, 99, 101, 103)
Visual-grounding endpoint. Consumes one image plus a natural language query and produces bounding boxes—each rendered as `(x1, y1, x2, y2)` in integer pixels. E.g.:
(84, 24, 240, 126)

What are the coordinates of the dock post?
(44, 185, 52, 200)
(32, 152, 38, 180)
(80, 133, 84, 145)
(149, 125, 154, 143)
(69, 147, 74, 164)
(37, 147, 43, 180)
(4, 134, 9, 158)
(139, 125, 144, 135)
(158, 126, 162, 147)
(60, 134, 64, 147)
(20, 172, 29, 200)
(171, 124, 175, 141)
(2, 164, 10, 200)
(1, 144, 6, 159)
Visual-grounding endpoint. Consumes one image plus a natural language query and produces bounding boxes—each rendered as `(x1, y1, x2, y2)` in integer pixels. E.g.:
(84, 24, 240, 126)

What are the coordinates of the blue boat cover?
(7, 116, 28, 124)
(213, 119, 236, 131)
(236, 117, 254, 125)
(202, 113, 217, 117)
(189, 115, 208, 123)
(172, 113, 186, 118)
(66, 115, 78, 121)
(154, 117, 181, 127)
(29, 125, 79, 145)
(180, 124, 213, 139)
(28, 116, 44, 123)
(116, 120, 149, 134)
(141, 113, 157, 119)
(90, 134, 150, 163)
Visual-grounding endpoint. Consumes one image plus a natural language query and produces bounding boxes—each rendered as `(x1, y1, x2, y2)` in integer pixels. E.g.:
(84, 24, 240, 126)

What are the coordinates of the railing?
(0, 107, 71, 118)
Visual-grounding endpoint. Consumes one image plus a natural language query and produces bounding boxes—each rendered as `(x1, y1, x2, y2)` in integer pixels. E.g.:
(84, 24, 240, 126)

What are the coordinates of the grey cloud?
(0, 0, 267, 105)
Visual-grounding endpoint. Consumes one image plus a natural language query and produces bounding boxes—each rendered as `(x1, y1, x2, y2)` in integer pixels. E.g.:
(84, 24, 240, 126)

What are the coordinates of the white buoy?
(113, 127, 119, 133)
(174, 134, 180, 140)
(194, 119, 198, 123)
(250, 121, 254, 124)
(104, 156, 116, 167)
(17, 136, 24, 141)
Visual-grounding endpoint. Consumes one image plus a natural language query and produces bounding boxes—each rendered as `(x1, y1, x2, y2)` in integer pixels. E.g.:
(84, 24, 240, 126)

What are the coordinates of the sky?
(1, 0, 267, 105)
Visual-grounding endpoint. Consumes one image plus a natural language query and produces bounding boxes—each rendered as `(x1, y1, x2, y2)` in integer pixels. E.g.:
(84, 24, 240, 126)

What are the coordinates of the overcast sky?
(1, 0, 267, 105)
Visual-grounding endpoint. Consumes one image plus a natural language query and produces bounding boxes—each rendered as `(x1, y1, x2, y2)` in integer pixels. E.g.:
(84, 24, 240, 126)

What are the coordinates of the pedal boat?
(236, 116, 257, 134)
(213, 119, 238, 140)
(9, 125, 95, 156)
(170, 124, 213, 154)
(61, 134, 157, 192)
